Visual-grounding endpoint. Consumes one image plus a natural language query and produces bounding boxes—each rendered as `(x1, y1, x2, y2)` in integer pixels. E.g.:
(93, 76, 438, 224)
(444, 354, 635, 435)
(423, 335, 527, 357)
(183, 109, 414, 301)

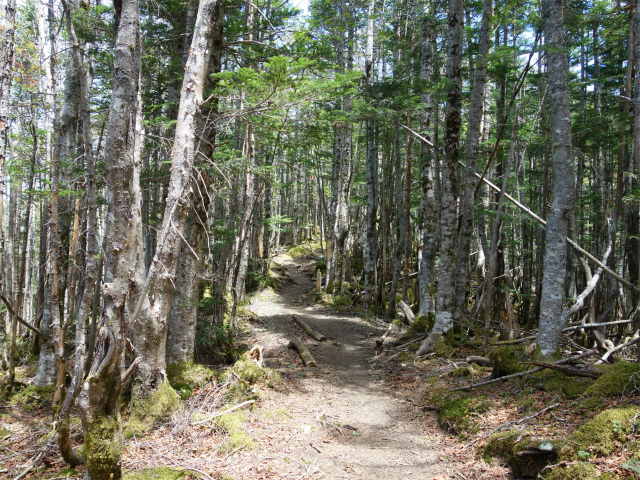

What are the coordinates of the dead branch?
(452, 349, 598, 391)
(526, 362, 600, 379)
(292, 315, 327, 342)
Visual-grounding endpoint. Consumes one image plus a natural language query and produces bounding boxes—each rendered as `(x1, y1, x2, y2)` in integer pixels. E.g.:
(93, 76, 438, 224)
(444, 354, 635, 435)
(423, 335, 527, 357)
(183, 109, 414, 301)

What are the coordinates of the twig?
(12, 450, 44, 480)
(223, 444, 246, 460)
(191, 400, 256, 425)
(515, 403, 559, 425)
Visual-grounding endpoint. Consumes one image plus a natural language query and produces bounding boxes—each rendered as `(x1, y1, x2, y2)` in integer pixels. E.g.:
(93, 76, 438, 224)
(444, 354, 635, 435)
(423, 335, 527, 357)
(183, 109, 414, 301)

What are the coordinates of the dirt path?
(241, 251, 454, 479)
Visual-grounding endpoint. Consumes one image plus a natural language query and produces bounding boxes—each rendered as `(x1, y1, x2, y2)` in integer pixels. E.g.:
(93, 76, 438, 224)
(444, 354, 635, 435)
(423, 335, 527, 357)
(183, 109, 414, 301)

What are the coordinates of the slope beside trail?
(232, 249, 493, 480)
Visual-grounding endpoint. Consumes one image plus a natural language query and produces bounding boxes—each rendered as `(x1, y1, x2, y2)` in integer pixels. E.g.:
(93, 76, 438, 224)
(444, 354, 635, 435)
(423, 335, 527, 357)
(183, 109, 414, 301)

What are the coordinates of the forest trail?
(242, 249, 454, 480)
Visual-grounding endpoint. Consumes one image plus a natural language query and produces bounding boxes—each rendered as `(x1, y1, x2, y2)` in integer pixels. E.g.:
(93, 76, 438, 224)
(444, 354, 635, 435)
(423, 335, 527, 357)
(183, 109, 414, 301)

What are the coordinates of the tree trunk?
(453, 0, 492, 327)
(417, 0, 463, 355)
(130, 0, 222, 393)
(537, 0, 576, 357)
(363, 0, 378, 310)
(76, 2, 142, 477)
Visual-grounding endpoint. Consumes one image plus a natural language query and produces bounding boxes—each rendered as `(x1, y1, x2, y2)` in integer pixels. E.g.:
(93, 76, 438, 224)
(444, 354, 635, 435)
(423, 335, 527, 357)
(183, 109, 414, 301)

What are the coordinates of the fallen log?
(292, 315, 327, 342)
(376, 324, 394, 347)
(466, 355, 492, 366)
(452, 348, 598, 392)
(398, 300, 416, 325)
(288, 337, 318, 367)
(527, 361, 600, 379)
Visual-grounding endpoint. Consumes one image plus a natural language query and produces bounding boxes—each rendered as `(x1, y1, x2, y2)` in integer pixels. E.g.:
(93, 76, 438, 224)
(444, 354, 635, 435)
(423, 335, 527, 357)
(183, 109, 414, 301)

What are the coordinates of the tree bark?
(130, 0, 222, 393)
(453, 0, 492, 327)
(537, 0, 576, 357)
(76, 1, 142, 477)
(418, 0, 463, 355)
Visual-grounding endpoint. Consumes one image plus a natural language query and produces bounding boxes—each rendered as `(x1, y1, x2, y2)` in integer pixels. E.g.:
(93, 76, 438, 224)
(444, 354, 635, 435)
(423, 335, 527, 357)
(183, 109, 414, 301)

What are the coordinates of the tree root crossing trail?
(245, 250, 454, 480)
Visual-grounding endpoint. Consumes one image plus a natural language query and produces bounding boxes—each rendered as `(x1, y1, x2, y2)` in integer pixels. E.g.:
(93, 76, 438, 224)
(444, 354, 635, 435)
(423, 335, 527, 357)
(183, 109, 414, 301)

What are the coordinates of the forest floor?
(3, 245, 640, 479)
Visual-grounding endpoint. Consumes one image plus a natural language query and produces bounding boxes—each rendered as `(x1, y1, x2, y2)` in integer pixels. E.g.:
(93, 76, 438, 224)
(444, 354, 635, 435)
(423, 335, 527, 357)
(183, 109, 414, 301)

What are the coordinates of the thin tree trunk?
(76, 2, 142, 477)
(418, 0, 463, 355)
(129, 0, 222, 393)
(453, 0, 492, 327)
(537, 0, 576, 357)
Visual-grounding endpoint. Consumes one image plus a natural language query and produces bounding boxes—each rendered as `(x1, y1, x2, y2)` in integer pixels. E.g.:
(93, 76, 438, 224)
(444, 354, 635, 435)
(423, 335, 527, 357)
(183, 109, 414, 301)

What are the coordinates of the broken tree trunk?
(398, 300, 416, 325)
(292, 315, 327, 342)
(288, 337, 318, 367)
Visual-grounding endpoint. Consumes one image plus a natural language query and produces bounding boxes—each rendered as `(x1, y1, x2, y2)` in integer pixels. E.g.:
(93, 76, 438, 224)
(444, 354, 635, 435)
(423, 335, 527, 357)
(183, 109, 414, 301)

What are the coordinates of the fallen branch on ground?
(292, 315, 327, 342)
(191, 399, 256, 425)
(288, 337, 318, 367)
(452, 349, 598, 392)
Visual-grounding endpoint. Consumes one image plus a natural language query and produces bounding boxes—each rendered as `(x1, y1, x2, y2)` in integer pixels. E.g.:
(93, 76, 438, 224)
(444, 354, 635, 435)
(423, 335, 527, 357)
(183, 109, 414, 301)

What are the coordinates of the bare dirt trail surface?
(240, 250, 458, 480)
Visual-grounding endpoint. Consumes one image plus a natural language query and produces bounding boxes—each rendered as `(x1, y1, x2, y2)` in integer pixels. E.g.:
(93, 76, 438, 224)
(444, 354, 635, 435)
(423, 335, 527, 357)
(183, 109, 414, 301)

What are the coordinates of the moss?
(449, 366, 476, 378)
(485, 431, 564, 478)
(584, 361, 640, 398)
(123, 467, 187, 479)
(286, 242, 319, 259)
(127, 382, 180, 437)
(579, 396, 603, 411)
(171, 382, 193, 400)
(401, 314, 435, 341)
(542, 462, 598, 480)
(437, 396, 493, 436)
(85, 413, 124, 480)
(215, 412, 257, 452)
(515, 396, 536, 413)
(8, 384, 55, 406)
(536, 372, 591, 399)
(433, 334, 456, 358)
(396, 351, 417, 363)
(489, 347, 524, 379)
(227, 352, 266, 384)
(0, 426, 9, 437)
(167, 361, 217, 388)
(561, 407, 640, 459)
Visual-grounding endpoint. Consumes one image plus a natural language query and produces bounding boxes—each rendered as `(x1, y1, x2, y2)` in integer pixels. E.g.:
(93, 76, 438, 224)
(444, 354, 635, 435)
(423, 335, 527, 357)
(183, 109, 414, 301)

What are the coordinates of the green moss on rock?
(584, 361, 640, 398)
(485, 431, 564, 478)
(562, 407, 640, 459)
(449, 366, 476, 378)
(127, 382, 180, 437)
(543, 462, 598, 480)
(578, 396, 603, 411)
(215, 411, 257, 452)
(536, 372, 591, 399)
(167, 361, 217, 388)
